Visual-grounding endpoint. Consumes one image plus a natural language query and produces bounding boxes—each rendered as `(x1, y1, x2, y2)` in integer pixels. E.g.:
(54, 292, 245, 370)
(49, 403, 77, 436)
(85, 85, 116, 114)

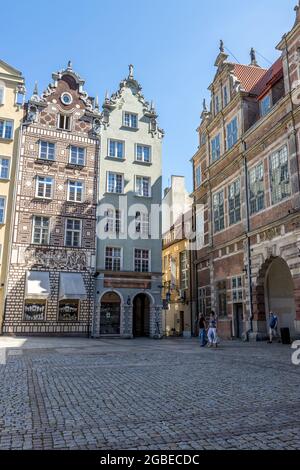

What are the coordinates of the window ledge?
(0, 138, 13, 143)
(120, 125, 139, 132)
(33, 197, 53, 202)
(133, 160, 152, 166)
(0, 177, 10, 182)
(103, 191, 124, 196)
(105, 156, 126, 162)
(35, 159, 56, 164)
(66, 163, 85, 169)
(134, 194, 152, 199)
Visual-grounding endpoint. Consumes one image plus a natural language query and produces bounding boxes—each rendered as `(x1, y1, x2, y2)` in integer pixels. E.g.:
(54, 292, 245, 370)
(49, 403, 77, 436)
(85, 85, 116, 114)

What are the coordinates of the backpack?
(270, 316, 277, 329)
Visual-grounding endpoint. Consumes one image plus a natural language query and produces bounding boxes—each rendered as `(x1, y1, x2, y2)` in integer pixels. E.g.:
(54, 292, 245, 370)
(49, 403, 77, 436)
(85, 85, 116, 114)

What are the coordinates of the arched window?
(0, 81, 5, 105)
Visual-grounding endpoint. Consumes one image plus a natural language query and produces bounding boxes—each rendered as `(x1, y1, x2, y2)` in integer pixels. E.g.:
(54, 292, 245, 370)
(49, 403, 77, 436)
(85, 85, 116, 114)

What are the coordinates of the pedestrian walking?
(207, 311, 218, 348)
(198, 314, 207, 347)
(268, 311, 279, 344)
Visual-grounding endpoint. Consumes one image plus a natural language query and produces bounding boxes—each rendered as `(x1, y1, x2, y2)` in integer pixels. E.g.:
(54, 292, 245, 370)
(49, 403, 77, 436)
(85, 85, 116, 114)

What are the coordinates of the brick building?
(3, 62, 100, 335)
(191, 4, 300, 340)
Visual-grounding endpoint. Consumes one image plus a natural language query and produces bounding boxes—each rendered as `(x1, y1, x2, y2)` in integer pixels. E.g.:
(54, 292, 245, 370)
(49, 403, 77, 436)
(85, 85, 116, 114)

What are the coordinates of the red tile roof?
(233, 64, 267, 92)
(250, 57, 283, 98)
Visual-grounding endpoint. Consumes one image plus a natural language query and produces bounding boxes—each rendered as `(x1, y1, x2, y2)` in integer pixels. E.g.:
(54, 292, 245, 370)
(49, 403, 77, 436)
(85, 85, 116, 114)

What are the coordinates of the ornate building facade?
(192, 4, 300, 340)
(94, 66, 164, 339)
(0, 60, 25, 332)
(2, 63, 99, 335)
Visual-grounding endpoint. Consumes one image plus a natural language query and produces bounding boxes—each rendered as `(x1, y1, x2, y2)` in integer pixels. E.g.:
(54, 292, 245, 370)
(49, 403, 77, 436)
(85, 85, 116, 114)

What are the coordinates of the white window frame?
(213, 189, 225, 233)
(104, 209, 123, 234)
(105, 246, 123, 271)
(65, 218, 82, 247)
(231, 276, 243, 303)
(226, 117, 238, 150)
(0, 196, 6, 224)
(134, 248, 151, 273)
(0, 82, 5, 105)
(32, 215, 50, 245)
(39, 141, 55, 161)
(211, 134, 221, 162)
(106, 172, 124, 194)
(269, 145, 290, 205)
(67, 180, 84, 203)
(35, 176, 53, 199)
(0, 119, 14, 140)
(69, 146, 86, 166)
(228, 179, 241, 226)
(135, 211, 150, 237)
(135, 175, 151, 197)
(195, 165, 201, 188)
(135, 144, 151, 163)
(123, 112, 138, 129)
(249, 162, 265, 215)
(108, 139, 125, 159)
(260, 93, 272, 117)
(0, 157, 10, 179)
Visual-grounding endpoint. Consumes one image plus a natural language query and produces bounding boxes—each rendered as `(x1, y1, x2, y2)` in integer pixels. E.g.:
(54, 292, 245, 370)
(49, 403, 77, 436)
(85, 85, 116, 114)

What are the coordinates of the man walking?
(268, 311, 279, 344)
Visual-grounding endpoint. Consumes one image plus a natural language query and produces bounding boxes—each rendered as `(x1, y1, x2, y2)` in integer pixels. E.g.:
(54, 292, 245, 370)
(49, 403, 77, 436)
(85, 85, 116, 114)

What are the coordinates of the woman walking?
(207, 311, 218, 348)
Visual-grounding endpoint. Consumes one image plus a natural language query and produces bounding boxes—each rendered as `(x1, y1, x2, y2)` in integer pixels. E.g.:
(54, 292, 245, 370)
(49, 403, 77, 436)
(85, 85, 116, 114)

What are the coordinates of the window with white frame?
(223, 85, 229, 107)
(36, 176, 53, 199)
(260, 94, 271, 117)
(211, 134, 221, 162)
(123, 112, 138, 128)
(0, 83, 5, 105)
(180, 251, 188, 290)
(0, 197, 6, 224)
(0, 158, 10, 179)
(68, 180, 84, 202)
(108, 139, 124, 159)
(135, 211, 150, 237)
(32, 216, 50, 245)
(269, 145, 290, 205)
(228, 180, 241, 225)
(69, 146, 85, 166)
(105, 247, 122, 271)
(135, 176, 151, 197)
(213, 190, 225, 233)
(107, 172, 124, 194)
(136, 145, 151, 163)
(249, 162, 264, 215)
(65, 219, 82, 247)
(104, 209, 122, 233)
(39, 141, 55, 161)
(232, 276, 243, 303)
(195, 165, 201, 188)
(134, 249, 150, 272)
(0, 119, 13, 140)
(198, 287, 211, 317)
(58, 114, 71, 131)
(227, 117, 238, 150)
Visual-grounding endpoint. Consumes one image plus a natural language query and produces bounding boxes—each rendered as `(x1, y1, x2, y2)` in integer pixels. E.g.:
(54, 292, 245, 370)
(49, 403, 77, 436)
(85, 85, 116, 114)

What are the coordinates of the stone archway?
(253, 256, 296, 336)
(132, 293, 151, 337)
(100, 291, 121, 335)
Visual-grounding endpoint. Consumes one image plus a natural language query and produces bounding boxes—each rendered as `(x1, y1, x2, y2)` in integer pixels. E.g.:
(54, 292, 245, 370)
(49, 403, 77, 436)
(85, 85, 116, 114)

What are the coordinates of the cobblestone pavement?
(0, 337, 299, 450)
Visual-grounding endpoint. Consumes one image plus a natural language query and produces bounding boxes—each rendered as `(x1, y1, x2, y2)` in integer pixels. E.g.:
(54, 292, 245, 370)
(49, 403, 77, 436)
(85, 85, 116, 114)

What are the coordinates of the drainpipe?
(243, 143, 253, 332)
(284, 35, 300, 189)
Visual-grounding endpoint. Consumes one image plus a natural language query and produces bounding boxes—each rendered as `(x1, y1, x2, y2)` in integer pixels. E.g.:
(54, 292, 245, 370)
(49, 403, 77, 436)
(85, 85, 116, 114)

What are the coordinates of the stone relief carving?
(24, 248, 87, 270)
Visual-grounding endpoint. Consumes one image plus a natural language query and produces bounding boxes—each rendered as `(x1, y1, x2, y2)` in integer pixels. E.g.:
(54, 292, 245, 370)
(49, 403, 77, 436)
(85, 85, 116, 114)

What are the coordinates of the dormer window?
(123, 112, 138, 129)
(260, 94, 271, 117)
(58, 114, 71, 131)
(195, 165, 202, 189)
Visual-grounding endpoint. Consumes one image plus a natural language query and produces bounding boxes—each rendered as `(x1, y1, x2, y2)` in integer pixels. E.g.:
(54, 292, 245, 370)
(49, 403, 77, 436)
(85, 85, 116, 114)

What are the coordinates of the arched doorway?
(100, 292, 121, 335)
(133, 294, 150, 337)
(265, 257, 296, 335)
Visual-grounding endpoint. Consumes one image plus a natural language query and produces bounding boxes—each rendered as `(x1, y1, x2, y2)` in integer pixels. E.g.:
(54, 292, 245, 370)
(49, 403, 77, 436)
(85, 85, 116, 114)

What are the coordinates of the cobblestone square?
(0, 337, 299, 450)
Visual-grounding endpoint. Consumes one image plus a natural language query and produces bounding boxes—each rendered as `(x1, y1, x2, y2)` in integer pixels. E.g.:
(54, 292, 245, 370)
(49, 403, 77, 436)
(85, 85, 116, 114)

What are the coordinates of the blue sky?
(1, 0, 297, 191)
